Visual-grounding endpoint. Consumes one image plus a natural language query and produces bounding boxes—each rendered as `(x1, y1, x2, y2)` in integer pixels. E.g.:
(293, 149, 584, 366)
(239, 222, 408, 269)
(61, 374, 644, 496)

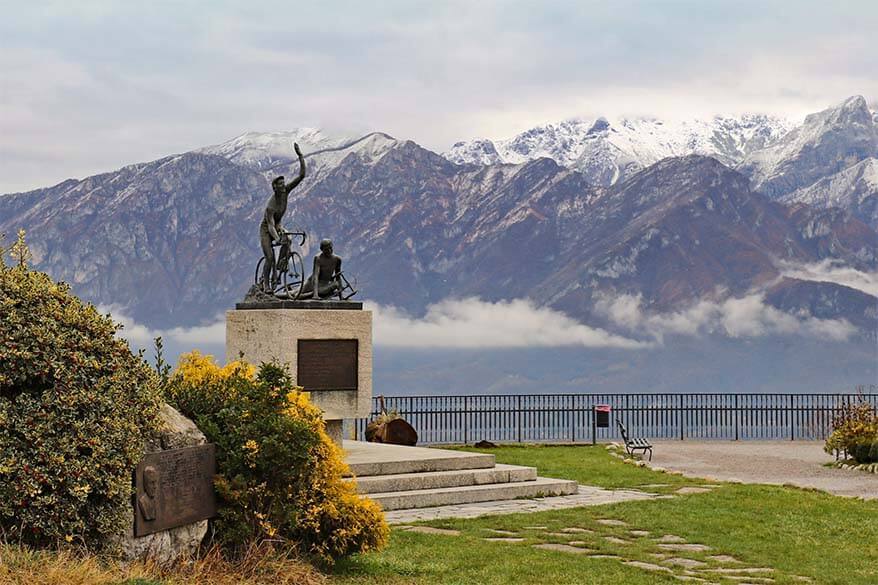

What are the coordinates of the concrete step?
(352, 464, 538, 494)
(344, 440, 495, 477)
(366, 477, 579, 511)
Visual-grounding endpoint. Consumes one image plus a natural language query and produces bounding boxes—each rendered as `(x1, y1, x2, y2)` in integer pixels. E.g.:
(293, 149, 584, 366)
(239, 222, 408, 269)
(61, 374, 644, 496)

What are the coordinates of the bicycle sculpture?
(254, 230, 307, 299)
(242, 141, 358, 303)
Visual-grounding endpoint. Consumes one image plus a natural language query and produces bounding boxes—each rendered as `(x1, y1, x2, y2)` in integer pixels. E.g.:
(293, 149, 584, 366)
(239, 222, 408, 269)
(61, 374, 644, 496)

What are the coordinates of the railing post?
(679, 394, 685, 441)
(734, 394, 739, 441)
(591, 404, 596, 445)
(464, 395, 469, 445)
(790, 394, 795, 441)
(570, 395, 575, 443)
(517, 395, 522, 444)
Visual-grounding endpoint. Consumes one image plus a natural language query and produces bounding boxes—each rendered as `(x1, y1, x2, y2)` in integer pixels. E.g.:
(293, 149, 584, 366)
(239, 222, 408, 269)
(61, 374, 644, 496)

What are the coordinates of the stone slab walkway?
(648, 441, 878, 499)
(396, 513, 816, 583)
(384, 485, 655, 523)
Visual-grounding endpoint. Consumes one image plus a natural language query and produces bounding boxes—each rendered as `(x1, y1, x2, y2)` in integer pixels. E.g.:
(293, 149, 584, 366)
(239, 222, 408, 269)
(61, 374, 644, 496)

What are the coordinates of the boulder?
(117, 403, 209, 565)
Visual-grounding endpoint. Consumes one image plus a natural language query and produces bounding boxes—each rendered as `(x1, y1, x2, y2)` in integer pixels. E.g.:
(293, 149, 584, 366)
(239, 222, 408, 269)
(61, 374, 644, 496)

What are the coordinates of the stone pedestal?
(226, 302, 372, 444)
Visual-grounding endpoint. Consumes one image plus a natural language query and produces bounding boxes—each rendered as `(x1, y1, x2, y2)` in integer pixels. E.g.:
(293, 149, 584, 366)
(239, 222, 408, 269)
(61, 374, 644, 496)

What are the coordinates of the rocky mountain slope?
(2, 127, 875, 336)
(778, 158, 877, 229)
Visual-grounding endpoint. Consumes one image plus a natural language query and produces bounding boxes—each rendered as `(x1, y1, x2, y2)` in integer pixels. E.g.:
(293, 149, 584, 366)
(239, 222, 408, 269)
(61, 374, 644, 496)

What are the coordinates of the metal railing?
(351, 392, 878, 444)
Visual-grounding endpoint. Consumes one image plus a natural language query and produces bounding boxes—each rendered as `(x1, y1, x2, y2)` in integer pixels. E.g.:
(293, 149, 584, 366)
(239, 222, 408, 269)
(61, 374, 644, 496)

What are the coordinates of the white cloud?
(595, 293, 857, 343)
(778, 259, 878, 297)
(104, 297, 646, 351)
(106, 290, 859, 354)
(369, 298, 647, 349)
(100, 305, 225, 347)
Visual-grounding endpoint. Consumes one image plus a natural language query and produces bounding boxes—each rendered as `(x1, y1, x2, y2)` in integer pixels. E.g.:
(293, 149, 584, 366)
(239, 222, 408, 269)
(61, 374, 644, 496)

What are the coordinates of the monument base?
(226, 307, 372, 445)
(325, 419, 344, 445)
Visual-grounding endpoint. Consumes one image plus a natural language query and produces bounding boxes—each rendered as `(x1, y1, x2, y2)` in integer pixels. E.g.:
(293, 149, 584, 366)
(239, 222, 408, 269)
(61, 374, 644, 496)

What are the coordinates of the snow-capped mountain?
(738, 96, 877, 198)
(446, 96, 878, 228)
(199, 129, 401, 181)
(734, 96, 878, 229)
(198, 128, 354, 169)
(445, 114, 793, 186)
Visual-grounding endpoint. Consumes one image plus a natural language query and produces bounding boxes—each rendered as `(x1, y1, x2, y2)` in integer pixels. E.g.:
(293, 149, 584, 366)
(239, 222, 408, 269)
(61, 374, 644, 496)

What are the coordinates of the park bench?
(617, 419, 653, 461)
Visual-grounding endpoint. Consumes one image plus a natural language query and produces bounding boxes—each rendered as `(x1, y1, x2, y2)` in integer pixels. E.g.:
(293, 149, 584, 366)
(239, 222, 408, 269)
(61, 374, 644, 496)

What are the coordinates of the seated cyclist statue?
(300, 239, 343, 299)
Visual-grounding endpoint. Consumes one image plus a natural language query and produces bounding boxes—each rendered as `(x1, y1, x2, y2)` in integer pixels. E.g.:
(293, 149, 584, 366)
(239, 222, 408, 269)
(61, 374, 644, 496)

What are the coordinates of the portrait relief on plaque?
(138, 465, 159, 521)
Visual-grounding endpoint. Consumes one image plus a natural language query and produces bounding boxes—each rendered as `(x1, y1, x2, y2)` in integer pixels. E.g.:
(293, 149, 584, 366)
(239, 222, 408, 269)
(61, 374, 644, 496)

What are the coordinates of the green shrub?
(166, 352, 388, 562)
(848, 441, 878, 464)
(825, 397, 878, 464)
(0, 257, 162, 548)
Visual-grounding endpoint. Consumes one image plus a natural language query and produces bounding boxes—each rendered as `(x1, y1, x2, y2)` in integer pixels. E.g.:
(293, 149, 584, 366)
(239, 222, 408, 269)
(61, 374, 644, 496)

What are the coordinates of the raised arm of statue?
(285, 143, 307, 194)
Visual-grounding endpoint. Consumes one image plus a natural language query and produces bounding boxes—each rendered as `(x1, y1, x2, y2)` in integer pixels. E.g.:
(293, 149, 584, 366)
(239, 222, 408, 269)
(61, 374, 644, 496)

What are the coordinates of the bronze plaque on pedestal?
(134, 444, 217, 537)
(297, 339, 358, 391)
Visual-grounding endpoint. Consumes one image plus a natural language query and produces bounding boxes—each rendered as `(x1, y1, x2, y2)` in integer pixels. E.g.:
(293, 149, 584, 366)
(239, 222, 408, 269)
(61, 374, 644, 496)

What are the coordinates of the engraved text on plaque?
(297, 339, 358, 391)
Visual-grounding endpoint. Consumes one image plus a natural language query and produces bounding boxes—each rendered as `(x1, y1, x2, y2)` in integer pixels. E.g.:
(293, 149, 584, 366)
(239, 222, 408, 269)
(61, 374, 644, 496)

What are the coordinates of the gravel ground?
(648, 441, 877, 499)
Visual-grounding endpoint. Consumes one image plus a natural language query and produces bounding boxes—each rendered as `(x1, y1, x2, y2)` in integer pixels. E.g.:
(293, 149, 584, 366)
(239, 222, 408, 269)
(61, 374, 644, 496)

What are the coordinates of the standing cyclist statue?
(260, 143, 306, 293)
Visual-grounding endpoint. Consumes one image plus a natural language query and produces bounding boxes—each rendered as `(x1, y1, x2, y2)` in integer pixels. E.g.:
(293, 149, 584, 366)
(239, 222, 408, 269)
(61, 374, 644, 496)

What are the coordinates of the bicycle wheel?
(282, 251, 306, 300)
(254, 257, 264, 286)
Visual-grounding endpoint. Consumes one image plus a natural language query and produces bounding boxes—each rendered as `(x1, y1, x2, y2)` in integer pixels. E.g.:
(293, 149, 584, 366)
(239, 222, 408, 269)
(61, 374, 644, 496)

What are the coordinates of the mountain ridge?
(1, 99, 875, 339)
(445, 112, 794, 186)
(445, 96, 878, 230)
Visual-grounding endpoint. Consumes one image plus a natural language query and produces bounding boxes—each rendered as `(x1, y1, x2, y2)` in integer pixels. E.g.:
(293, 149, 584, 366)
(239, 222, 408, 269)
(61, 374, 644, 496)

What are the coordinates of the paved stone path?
(397, 513, 816, 584)
(648, 441, 878, 499)
(384, 485, 655, 523)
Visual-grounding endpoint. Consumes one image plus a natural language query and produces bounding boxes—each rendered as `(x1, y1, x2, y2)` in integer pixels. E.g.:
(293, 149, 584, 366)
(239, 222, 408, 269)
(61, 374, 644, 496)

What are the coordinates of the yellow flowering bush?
(164, 351, 255, 421)
(175, 350, 256, 386)
(0, 258, 162, 549)
(825, 397, 878, 463)
(166, 353, 388, 561)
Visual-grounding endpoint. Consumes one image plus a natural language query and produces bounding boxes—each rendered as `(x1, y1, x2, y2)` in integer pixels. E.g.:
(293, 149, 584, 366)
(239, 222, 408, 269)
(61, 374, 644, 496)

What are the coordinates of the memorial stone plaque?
(134, 444, 217, 537)
(297, 339, 358, 391)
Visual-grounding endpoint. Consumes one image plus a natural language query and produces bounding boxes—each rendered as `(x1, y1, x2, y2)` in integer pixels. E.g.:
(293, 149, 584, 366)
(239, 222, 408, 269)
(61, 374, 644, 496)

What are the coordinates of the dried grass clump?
(145, 543, 327, 585)
(0, 542, 325, 585)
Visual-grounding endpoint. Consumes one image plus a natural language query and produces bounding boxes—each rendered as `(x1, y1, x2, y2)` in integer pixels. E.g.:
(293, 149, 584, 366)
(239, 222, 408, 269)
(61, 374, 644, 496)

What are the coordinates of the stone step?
(352, 464, 538, 494)
(343, 440, 495, 477)
(366, 477, 579, 511)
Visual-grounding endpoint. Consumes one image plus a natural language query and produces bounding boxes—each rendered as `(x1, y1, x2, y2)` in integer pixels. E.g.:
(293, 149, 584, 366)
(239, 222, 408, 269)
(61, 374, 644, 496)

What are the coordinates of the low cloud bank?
(105, 291, 858, 354)
(106, 298, 645, 351)
(778, 259, 878, 297)
(369, 298, 647, 349)
(595, 293, 856, 343)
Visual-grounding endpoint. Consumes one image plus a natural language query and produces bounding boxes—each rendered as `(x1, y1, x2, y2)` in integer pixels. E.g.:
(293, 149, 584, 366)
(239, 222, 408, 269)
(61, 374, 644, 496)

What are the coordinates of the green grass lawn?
(455, 444, 707, 494)
(330, 445, 878, 585)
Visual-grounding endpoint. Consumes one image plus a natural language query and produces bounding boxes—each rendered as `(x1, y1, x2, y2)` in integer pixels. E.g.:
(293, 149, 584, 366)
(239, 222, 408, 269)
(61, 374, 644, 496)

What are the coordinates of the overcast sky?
(1, 0, 876, 193)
